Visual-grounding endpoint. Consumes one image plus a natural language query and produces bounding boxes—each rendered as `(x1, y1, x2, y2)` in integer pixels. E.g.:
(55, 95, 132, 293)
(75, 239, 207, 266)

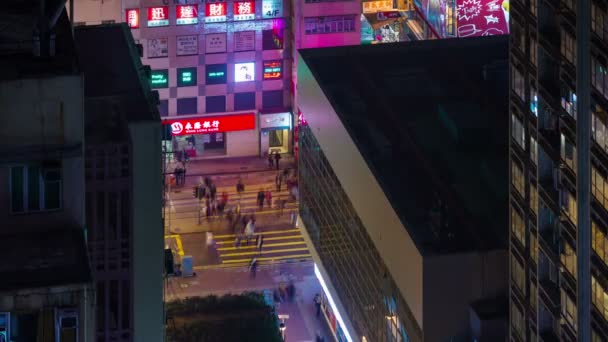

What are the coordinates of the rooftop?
(299, 36, 509, 255)
(0, 228, 91, 292)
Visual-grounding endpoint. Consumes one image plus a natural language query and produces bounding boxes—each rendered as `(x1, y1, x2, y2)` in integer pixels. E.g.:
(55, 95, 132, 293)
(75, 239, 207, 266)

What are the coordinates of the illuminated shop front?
(360, 0, 426, 43)
(259, 111, 292, 156)
(314, 264, 353, 342)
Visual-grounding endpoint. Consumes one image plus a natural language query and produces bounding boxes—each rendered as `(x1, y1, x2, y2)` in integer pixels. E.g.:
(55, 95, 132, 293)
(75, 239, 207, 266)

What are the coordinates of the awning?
(363, 11, 407, 30)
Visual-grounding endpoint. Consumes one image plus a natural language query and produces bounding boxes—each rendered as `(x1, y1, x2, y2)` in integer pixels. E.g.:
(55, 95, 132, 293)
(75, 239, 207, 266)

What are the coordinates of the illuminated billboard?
(176, 5, 198, 25)
(205, 3, 227, 23)
(150, 69, 168, 88)
(235, 62, 255, 82)
(413, 0, 447, 37)
(263, 61, 282, 80)
(147, 6, 169, 27)
(125, 9, 140, 28)
(456, 0, 509, 37)
(162, 113, 256, 136)
(234, 1, 255, 21)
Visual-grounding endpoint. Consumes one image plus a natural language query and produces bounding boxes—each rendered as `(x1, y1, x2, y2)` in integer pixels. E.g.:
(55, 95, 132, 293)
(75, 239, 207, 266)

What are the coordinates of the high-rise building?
(296, 36, 509, 342)
(0, 1, 95, 341)
(508, 0, 608, 340)
(74, 24, 164, 342)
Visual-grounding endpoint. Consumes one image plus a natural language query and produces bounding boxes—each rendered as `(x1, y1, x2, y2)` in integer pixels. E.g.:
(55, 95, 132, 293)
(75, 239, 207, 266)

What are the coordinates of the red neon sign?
(234, 1, 255, 20)
(206, 3, 227, 18)
(162, 113, 256, 136)
(147, 6, 169, 27)
(176, 5, 198, 25)
(263, 61, 282, 80)
(125, 8, 140, 28)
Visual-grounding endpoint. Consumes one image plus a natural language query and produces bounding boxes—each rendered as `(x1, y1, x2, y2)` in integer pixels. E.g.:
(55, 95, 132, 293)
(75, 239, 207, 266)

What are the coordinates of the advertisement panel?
(206, 64, 228, 84)
(234, 31, 256, 51)
(260, 112, 290, 129)
(125, 8, 140, 28)
(177, 35, 198, 56)
(150, 69, 169, 88)
(205, 2, 227, 23)
(162, 113, 256, 136)
(234, 1, 256, 21)
(177, 67, 197, 87)
(456, 0, 509, 37)
(176, 5, 198, 25)
(147, 38, 168, 58)
(147, 6, 169, 27)
(262, 0, 283, 18)
(235, 62, 255, 82)
(206, 33, 227, 53)
(362, 0, 393, 13)
(413, 0, 447, 37)
(263, 61, 282, 80)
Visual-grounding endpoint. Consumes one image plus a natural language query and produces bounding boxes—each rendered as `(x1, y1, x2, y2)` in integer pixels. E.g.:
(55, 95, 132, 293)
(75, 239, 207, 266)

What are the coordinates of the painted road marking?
(216, 241, 306, 251)
(214, 234, 303, 245)
(193, 254, 312, 270)
(165, 234, 185, 256)
(220, 247, 309, 258)
(214, 228, 300, 239)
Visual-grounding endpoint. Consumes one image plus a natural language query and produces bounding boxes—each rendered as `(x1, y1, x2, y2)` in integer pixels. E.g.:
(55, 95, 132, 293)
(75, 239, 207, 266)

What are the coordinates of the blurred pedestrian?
(268, 152, 274, 168)
(274, 152, 281, 170)
(275, 172, 282, 192)
(257, 234, 264, 254)
(265, 189, 272, 208)
(250, 258, 258, 278)
(236, 177, 245, 197)
(314, 294, 322, 317)
(257, 190, 265, 210)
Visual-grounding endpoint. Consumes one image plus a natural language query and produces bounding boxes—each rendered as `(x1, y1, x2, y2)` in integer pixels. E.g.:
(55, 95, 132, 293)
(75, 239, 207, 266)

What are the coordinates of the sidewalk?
(169, 155, 296, 178)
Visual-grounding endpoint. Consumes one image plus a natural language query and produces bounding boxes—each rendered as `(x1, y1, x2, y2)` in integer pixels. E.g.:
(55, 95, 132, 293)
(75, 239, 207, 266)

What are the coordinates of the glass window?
(530, 183, 538, 216)
(511, 113, 525, 148)
(10, 163, 62, 213)
(592, 56, 608, 99)
(530, 135, 538, 165)
(530, 0, 537, 17)
(234, 92, 256, 110)
(304, 15, 357, 34)
(262, 90, 283, 109)
(511, 301, 524, 338)
(592, 276, 608, 321)
(176, 97, 197, 115)
(561, 190, 578, 224)
(205, 95, 226, 113)
(511, 159, 525, 197)
(177, 67, 197, 87)
(158, 100, 169, 117)
(561, 87, 577, 120)
(592, 221, 608, 266)
(593, 3, 608, 41)
(592, 110, 608, 154)
(530, 36, 538, 67)
(561, 29, 576, 64)
(561, 241, 577, 278)
(560, 133, 577, 173)
(530, 278, 537, 310)
(511, 254, 526, 294)
(592, 166, 608, 210)
(511, 67, 525, 100)
(530, 230, 538, 264)
(561, 289, 577, 331)
(262, 29, 284, 50)
(511, 206, 526, 247)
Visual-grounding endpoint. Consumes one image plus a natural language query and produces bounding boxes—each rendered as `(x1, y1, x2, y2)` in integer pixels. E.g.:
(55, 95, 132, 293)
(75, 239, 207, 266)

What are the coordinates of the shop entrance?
(263, 128, 289, 155)
(164, 133, 227, 162)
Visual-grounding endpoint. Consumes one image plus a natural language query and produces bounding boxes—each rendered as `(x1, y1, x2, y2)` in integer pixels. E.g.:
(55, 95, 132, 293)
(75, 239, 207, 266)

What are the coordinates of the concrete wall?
(129, 121, 164, 342)
(226, 126, 260, 157)
(296, 52, 424, 333)
(423, 250, 508, 342)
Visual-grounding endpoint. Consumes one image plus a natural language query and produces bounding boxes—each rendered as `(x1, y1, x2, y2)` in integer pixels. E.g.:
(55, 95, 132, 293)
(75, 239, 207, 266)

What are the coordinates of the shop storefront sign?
(234, 1, 255, 21)
(456, 0, 509, 37)
(376, 11, 401, 20)
(363, 0, 393, 13)
(205, 2, 227, 22)
(262, 0, 283, 18)
(125, 8, 140, 28)
(176, 5, 198, 25)
(162, 113, 256, 136)
(263, 61, 282, 80)
(147, 6, 169, 27)
(234, 62, 255, 82)
(150, 69, 169, 88)
(234, 31, 255, 51)
(260, 112, 290, 130)
(177, 35, 198, 56)
(205, 33, 227, 53)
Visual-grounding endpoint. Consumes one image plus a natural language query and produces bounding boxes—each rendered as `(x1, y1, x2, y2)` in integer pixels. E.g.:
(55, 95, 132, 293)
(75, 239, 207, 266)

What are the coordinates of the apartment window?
(530, 183, 538, 216)
(511, 113, 525, 148)
(593, 221, 608, 266)
(530, 35, 538, 66)
(158, 99, 169, 117)
(205, 95, 226, 113)
(561, 88, 577, 119)
(262, 90, 284, 109)
(592, 56, 608, 99)
(304, 15, 356, 34)
(561, 241, 577, 278)
(511, 206, 526, 247)
(563, 0, 575, 10)
(561, 190, 578, 224)
(10, 162, 62, 213)
(593, 329, 605, 342)
(531, 230, 538, 264)
(530, 86, 538, 116)
(560, 133, 577, 173)
(592, 166, 608, 210)
(530, 279, 538, 310)
(262, 29, 284, 50)
(530, 136, 538, 165)
(561, 289, 577, 331)
(511, 66, 525, 100)
(529, 0, 537, 17)
(592, 110, 608, 154)
(177, 97, 197, 115)
(593, 3, 608, 41)
(561, 29, 576, 64)
(512, 159, 525, 197)
(234, 92, 256, 111)
(593, 276, 608, 321)
(511, 254, 526, 294)
(511, 301, 524, 338)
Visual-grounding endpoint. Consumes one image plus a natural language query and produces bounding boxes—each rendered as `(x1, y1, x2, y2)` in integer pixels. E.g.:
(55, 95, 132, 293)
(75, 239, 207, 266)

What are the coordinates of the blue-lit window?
(530, 87, 538, 116)
(561, 87, 577, 120)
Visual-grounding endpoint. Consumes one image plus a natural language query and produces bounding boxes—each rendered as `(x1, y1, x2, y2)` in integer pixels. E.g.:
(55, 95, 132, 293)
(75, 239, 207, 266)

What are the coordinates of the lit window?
(530, 183, 538, 216)
(592, 110, 608, 154)
(530, 136, 538, 165)
(560, 29, 576, 64)
(592, 276, 608, 321)
(592, 166, 608, 210)
(10, 162, 62, 213)
(561, 88, 577, 119)
(561, 289, 577, 331)
(560, 241, 577, 279)
(560, 133, 577, 173)
(511, 67, 525, 100)
(529, 0, 537, 17)
(511, 159, 524, 197)
(511, 301, 524, 338)
(530, 36, 538, 66)
(511, 113, 525, 148)
(592, 221, 608, 266)
(511, 206, 525, 247)
(511, 254, 526, 294)
(561, 190, 577, 224)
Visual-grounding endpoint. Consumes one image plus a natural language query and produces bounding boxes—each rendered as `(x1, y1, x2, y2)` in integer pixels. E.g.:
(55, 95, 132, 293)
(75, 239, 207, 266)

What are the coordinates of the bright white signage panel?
(234, 62, 255, 82)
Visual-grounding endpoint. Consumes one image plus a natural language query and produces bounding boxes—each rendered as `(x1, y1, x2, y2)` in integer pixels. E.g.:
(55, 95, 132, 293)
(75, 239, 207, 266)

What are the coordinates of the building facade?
(508, 0, 608, 340)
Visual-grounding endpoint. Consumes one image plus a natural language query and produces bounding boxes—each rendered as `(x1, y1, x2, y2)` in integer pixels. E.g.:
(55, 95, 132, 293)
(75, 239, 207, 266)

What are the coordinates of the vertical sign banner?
(205, 33, 227, 53)
(205, 2, 227, 22)
(147, 6, 169, 27)
(234, 31, 256, 51)
(456, 0, 509, 37)
(176, 5, 198, 25)
(126, 8, 140, 28)
(263, 61, 282, 80)
(234, 1, 256, 21)
(177, 35, 199, 56)
(262, 0, 283, 18)
(147, 38, 168, 58)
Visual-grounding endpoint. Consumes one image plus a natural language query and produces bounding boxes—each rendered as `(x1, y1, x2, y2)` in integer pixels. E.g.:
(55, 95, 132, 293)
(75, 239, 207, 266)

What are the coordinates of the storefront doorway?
(259, 112, 292, 157)
(267, 128, 289, 154)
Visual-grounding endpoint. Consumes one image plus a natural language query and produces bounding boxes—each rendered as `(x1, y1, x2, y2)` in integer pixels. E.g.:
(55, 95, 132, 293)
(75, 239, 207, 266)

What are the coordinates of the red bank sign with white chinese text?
(205, 3, 227, 22)
(162, 113, 256, 136)
(176, 5, 198, 25)
(147, 6, 169, 27)
(234, 1, 255, 20)
(126, 8, 140, 28)
(456, 0, 509, 38)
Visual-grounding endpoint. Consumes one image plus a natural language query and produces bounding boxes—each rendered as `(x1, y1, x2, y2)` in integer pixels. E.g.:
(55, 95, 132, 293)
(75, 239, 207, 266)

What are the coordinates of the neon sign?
(234, 1, 255, 21)
(125, 9, 140, 28)
(263, 61, 282, 80)
(205, 3, 227, 23)
(150, 70, 168, 88)
(176, 5, 198, 25)
(147, 6, 169, 27)
(162, 113, 256, 136)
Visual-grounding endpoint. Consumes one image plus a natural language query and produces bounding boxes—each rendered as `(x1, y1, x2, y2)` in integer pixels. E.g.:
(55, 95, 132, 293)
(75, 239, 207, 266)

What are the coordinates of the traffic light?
(192, 186, 199, 198)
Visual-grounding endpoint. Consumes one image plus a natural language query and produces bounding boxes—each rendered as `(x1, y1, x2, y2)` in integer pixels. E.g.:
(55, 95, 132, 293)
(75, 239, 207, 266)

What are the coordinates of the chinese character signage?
(177, 67, 197, 87)
(362, 0, 393, 13)
(234, 31, 255, 51)
(150, 69, 169, 88)
(205, 33, 227, 53)
(177, 35, 198, 56)
(262, 0, 283, 18)
(263, 61, 282, 80)
(126, 8, 140, 28)
(176, 5, 198, 25)
(147, 6, 169, 27)
(234, 1, 255, 21)
(162, 113, 256, 136)
(456, 0, 509, 37)
(205, 2, 227, 23)
(235, 62, 255, 82)
(148, 38, 168, 58)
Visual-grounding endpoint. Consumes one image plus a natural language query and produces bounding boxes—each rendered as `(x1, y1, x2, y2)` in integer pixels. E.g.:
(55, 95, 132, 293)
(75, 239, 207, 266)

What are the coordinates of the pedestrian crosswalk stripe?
(214, 228, 300, 239)
(216, 241, 306, 251)
(214, 234, 303, 245)
(193, 255, 312, 270)
(222, 253, 312, 264)
(221, 247, 309, 258)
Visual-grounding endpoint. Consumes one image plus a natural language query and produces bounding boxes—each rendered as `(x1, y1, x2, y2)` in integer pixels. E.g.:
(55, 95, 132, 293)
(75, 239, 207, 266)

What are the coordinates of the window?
(234, 92, 256, 110)
(561, 88, 577, 119)
(561, 241, 577, 278)
(593, 329, 605, 342)
(511, 254, 526, 294)
(304, 15, 357, 34)
(262, 90, 283, 109)
(562, 190, 577, 224)
(511, 301, 524, 338)
(592, 110, 608, 153)
(511, 67, 525, 100)
(593, 276, 608, 321)
(593, 221, 608, 266)
(512, 159, 524, 197)
(511, 113, 525, 148)
(530, 183, 538, 216)
(529, 0, 537, 17)
(177, 67, 197, 87)
(560, 133, 577, 172)
(511, 206, 526, 247)
(530, 36, 538, 67)
(561, 29, 576, 64)
(592, 56, 608, 99)
(592, 166, 608, 210)
(530, 230, 538, 264)
(592, 3, 608, 41)
(530, 279, 538, 310)
(561, 289, 577, 331)
(205, 95, 226, 113)
(530, 85, 538, 116)
(158, 100, 168, 117)
(205, 64, 227, 85)
(262, 29, 284, 50)
(10, 162, 62, 213)
(177, 97, 197, 115)
(530, 136, 538, 165)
